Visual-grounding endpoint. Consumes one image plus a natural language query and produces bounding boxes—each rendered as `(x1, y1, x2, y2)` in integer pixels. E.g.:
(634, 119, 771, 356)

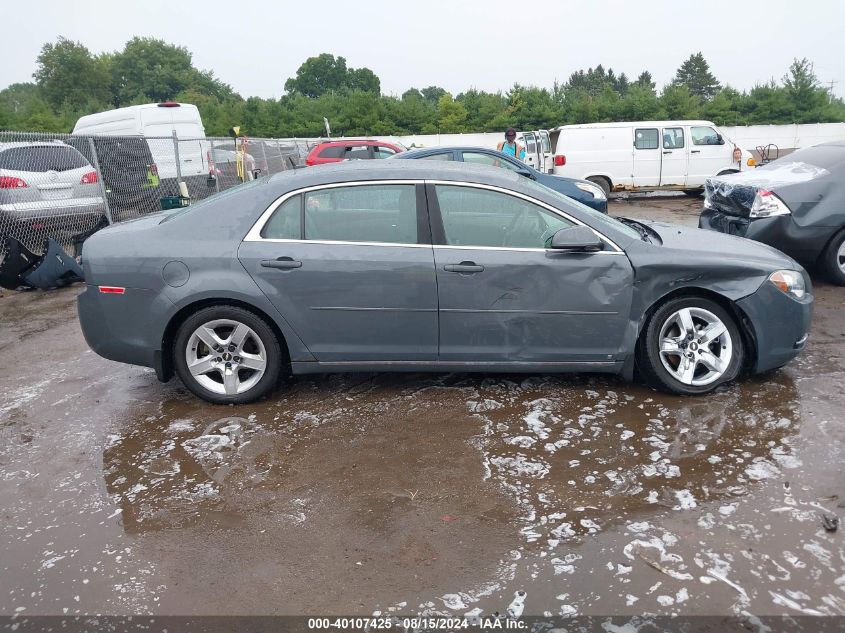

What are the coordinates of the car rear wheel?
(173, 306, 282, 404)
(638, 297, 744, 395)
(821, 229, 845, 286)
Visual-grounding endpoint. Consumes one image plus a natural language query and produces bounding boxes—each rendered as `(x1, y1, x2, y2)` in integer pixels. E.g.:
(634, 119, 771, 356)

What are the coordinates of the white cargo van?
(515, 130, 553, 173)
(73, 103, 211, 192)
(548, 120, 755, 195)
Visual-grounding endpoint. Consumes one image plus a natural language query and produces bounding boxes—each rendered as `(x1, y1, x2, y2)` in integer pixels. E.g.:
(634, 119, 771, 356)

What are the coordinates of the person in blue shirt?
(496, 128, 526, 161)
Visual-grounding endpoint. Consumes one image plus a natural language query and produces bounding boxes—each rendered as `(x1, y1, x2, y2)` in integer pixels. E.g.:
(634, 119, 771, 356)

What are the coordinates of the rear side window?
(261, 195, 301, 239)
(634, 129, 659, 150)
(525, 135, 536, 153)
(0, 145, 89, 172)
(303, 184, 417, 244)
(318, 145, 345, 159)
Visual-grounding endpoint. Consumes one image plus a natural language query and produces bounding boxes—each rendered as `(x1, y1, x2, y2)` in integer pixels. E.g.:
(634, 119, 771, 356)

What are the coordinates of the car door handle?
(443, 262, 484, 273)
(261, 257, 302, 270)
(663, 150, 672, 154)
(691, 150, 701, 154)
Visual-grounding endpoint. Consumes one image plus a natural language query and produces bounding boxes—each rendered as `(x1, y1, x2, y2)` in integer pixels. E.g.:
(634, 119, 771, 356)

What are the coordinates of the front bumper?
(699, 208, 833, 267)
(736, 279, 813, 373)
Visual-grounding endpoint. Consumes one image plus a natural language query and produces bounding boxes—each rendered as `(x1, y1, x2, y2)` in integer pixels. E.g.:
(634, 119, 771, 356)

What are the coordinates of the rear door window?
(303, 184, 417, 245)
(419, 152, 454, 161)
(0, 145, 89, 172)
(261, 195, 302, 240)
(662, 128, 685, 149)
(344, 145, 372, 160)
(634, 129, 659, 150)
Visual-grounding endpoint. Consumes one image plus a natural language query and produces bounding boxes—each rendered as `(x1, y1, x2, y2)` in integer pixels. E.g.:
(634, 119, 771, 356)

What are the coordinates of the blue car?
(392, 146, 608, 213)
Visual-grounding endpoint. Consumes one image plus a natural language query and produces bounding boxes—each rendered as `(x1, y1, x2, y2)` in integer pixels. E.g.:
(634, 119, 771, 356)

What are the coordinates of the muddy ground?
(0, 195, 843, 620)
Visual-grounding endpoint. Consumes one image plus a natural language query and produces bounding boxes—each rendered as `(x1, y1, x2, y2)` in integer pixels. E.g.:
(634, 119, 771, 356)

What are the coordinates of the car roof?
(267, 158, 522, 190)
(553, 120, 717, 131)
(398, 146, 503, 157)
(0, 140, 75, 151)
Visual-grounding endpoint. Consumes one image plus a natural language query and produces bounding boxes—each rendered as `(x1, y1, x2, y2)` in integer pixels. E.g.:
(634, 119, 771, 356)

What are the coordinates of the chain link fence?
(0, 130, 319, 259)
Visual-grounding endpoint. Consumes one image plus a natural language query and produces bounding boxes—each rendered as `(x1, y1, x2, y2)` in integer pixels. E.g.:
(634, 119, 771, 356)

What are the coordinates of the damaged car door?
(428, 182, 634, 363)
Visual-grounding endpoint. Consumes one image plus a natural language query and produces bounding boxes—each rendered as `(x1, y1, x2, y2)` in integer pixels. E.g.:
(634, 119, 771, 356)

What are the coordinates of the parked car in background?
(209, 145, 258, 184)
(72, 102, 212, 198)
(78, 161, 811, 404)
(392, 146, 607, 212)
(699, 141, 845, 284)
(0, 140, 105, 254)
(305, 140, 405, 166)
(548, 120, 755, 196)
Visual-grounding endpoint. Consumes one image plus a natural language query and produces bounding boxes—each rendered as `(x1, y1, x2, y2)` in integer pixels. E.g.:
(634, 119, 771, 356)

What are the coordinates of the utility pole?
(825, 79, 839, 104)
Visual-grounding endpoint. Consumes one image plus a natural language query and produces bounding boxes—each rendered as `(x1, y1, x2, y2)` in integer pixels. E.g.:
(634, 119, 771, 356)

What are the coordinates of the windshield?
(522, 178, 640, 240)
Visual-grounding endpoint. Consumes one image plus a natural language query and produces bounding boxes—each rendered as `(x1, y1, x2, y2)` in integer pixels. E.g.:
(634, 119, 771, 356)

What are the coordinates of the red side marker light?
(99, 286, 125, 294)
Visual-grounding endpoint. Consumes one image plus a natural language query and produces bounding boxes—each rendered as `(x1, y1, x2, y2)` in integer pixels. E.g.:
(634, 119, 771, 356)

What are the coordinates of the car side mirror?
(516, 168, 536, 180)
(548, 226, 604, 252)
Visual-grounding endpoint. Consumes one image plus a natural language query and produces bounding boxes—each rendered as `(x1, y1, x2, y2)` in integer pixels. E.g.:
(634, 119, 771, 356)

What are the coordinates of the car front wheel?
(173, 306, 282, 404)
(821, 229, 845, 286)
(639, 297, 744, 395)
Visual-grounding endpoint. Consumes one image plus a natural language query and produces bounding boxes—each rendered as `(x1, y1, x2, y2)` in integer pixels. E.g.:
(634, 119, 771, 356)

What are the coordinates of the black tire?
(173, 305, 282, 404)
(638, 296, 744, 395)
(820, 229, 845, 286)
(586, 176, 611, 197)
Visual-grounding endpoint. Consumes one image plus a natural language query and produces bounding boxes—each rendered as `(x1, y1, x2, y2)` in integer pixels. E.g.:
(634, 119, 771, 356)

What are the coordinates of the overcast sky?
(3, 0, 843, 100)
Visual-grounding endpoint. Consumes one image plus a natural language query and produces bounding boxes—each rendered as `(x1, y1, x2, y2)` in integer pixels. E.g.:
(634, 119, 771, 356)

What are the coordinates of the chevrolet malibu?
(78, 161, 813, 404)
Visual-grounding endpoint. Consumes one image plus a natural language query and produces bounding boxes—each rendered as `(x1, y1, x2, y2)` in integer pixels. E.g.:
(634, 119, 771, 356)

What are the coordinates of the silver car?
(78, 161, 813, 404)
(0, 141, 106, 252)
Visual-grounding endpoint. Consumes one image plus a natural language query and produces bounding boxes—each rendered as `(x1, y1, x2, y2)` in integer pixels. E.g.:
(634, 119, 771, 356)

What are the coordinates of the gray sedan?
(78, 161, 813, 404)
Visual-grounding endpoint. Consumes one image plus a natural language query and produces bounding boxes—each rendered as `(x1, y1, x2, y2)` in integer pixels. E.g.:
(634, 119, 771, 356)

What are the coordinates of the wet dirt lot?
(1, 195, 843, 620)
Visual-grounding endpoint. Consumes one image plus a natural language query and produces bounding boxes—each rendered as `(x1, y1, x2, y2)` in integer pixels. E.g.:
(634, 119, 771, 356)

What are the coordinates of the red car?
(305, 140, 405, 166)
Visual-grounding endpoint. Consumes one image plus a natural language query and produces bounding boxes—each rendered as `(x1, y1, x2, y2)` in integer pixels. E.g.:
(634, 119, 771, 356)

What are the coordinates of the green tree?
(33, 37, 112, 110)
(672, 52, 721, 101)
(660, 85, 699, 119)
(347, 67, 380, 94)
(618, 85, 663, 120)
(421, 86, 447, 105)
(112, 37, 203, 104)
(634, 71, 656, 92)
(436, 93, 468, 132)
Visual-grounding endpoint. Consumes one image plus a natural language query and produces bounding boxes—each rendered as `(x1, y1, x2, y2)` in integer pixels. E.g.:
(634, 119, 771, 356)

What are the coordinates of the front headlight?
(769, 270, 805, 299)
(575, 181, 606, 200)
(750, 190, 791, 218)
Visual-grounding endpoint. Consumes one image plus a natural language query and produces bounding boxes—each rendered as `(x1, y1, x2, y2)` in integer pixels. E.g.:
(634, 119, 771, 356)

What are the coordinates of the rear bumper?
(736, 280, 813, 373)
(699, 208, 833, 266)
(77, 284, 172, 370)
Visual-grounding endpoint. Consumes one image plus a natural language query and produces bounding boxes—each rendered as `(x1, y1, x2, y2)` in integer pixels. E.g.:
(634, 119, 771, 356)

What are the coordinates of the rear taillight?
(80, 171, 99, 184)
(305, 157, 315, 166)
(554, 155, 566, 166)
(99, 286, 125, 294)
(0, 176, 28, 189)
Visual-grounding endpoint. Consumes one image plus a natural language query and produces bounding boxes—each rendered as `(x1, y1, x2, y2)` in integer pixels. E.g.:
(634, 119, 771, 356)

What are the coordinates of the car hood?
(704, 161, 831, 217)
(640, 220, 801, 270)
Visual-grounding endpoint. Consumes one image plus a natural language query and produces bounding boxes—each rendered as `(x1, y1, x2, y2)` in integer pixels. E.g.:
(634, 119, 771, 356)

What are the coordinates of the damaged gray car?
(78, 161, 812, 404)
(699, 141, 845, 284)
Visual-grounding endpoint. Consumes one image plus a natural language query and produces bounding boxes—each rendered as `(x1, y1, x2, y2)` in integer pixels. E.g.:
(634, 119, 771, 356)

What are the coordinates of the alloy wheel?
(185, 319, 268, 395)
(657, 307, 733, 387)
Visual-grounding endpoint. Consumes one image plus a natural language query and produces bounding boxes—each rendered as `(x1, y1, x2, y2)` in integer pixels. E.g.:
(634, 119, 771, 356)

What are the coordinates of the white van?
(515, 130, 554, 173)
(73, 103, 210, 188)
(548, 120, 755, 195)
